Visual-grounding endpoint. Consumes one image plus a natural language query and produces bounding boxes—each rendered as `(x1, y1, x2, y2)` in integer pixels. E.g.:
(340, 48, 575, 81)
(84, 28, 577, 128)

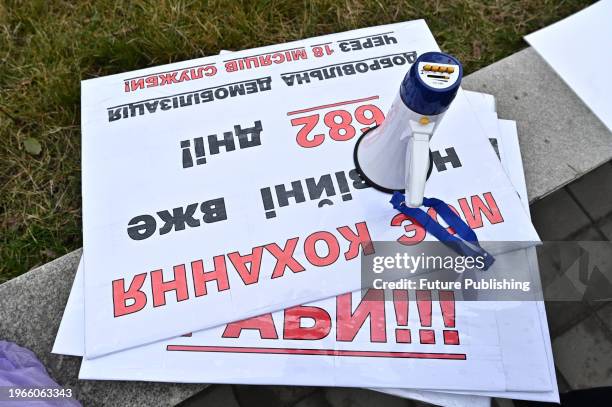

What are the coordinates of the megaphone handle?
(405, 132, 430, 207)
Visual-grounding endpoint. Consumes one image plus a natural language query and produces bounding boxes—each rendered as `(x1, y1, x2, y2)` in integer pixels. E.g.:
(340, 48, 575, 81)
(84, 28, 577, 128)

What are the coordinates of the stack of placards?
(53, 20, 559, 406)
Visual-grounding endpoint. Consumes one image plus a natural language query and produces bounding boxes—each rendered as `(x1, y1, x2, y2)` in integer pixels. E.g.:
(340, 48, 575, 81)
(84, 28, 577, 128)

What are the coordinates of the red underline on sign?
(166, 345, 466, 360)
(286, 96, 380, 116)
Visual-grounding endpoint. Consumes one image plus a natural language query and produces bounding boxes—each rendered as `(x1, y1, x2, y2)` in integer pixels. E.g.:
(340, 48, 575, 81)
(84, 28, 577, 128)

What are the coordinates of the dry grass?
(0, 0, 593, 282)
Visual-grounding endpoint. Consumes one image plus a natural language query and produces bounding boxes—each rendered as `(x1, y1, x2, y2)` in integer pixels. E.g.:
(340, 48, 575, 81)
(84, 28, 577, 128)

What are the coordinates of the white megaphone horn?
(354, 52, 463, 207)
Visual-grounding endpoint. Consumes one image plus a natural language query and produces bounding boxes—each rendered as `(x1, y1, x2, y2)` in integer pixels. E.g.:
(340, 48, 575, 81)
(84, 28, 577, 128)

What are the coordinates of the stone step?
(463, 48, 612, 203)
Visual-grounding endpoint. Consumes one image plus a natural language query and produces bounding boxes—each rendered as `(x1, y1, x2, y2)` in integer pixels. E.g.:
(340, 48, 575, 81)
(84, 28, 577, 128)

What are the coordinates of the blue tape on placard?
(390, 191, 495, 270)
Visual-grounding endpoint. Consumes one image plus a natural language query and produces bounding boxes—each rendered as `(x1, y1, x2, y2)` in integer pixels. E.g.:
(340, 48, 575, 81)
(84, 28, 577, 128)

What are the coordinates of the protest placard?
(80, 20, 540, 358)
(56, 95, 556, 402)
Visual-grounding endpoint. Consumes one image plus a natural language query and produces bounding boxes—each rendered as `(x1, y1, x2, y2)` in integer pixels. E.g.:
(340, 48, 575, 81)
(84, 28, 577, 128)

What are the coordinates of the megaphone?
(354, 52, 463, 207)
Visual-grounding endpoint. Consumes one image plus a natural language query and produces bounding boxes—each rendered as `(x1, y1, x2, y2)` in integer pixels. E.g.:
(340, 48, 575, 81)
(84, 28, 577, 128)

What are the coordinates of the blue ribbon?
(390, 191, 495, 270)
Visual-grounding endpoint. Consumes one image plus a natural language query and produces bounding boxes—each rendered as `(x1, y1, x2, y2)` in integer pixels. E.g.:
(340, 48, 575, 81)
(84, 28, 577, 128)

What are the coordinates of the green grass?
(0, 0, 594, 282)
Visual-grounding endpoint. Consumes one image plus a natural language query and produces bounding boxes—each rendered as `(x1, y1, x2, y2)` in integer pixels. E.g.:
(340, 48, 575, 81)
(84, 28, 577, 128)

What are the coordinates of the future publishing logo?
(372, 278, 531, 293)
(367, 252, 532, 295)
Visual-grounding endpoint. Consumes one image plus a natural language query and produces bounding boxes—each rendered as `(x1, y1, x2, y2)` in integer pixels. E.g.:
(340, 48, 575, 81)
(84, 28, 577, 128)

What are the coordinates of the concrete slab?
(567, 162, 612, 221)
(232, 385, 317, 407)
(600, 215, 612, 241)
(324, 388, 414, 407)
(492, 399, 515, 407)
(595, 302, 612, 335)
(179, 385, 240, 407)
(555, 368, 572, 394)
(530, 189, 590, 240)
(552, 315, 612, 389)
(542, 270, 593, 338)
(544, 300, 592, 338)
(0, 249, 205, 406)
(463, 48, 612, 203)
(294, 390, 333, 407)
(536, 244, 564, 288)
(266, 386, 319, 406)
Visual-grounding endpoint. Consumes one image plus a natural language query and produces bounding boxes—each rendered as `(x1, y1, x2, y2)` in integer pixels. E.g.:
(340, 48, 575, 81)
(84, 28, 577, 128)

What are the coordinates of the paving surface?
(1, 46, 612, 407)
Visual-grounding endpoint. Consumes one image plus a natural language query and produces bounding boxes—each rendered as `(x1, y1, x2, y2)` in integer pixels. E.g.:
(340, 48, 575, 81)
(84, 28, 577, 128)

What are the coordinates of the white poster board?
(81, 20, 539, 358)
(525, 1, 612, 132)
(55, 97, 556, 402)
